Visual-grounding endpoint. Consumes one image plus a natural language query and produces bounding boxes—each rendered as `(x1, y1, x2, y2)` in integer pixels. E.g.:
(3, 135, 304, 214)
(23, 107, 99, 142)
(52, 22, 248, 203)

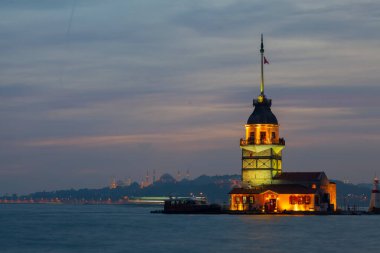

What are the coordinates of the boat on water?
(162, 196, 222, 214)
(126, 196, 170, 204)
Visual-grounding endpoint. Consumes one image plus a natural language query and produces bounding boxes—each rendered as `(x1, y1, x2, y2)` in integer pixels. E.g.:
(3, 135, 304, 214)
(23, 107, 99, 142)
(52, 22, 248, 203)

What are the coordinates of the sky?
(1, 0, 380, 194)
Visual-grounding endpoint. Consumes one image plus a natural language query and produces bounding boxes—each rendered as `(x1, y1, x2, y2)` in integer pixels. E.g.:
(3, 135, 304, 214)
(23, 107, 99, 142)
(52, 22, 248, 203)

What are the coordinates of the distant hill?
(356, 183, 372, 189)
(0, 175, 373, 208)
(333, 180, 371, 208)
(0, 174, 240, 204)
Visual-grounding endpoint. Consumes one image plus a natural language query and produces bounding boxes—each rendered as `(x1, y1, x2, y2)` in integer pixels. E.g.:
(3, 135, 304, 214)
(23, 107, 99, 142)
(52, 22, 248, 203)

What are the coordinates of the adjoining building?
(229, 35, 336, 213)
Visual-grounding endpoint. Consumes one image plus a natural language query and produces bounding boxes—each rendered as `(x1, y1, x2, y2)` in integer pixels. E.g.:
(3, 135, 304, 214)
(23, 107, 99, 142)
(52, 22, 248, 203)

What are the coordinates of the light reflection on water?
(0, 204, 379, 253)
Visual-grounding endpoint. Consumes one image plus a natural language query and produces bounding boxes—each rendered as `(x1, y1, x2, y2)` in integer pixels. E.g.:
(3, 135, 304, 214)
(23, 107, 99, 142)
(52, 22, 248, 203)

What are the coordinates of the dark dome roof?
(159, 173, 176, 183)
(247, 97, 278, 125)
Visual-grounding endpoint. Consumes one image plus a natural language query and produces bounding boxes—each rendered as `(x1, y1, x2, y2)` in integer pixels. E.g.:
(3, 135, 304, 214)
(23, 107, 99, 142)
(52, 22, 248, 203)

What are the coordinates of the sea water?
(0, 204, 379, 253)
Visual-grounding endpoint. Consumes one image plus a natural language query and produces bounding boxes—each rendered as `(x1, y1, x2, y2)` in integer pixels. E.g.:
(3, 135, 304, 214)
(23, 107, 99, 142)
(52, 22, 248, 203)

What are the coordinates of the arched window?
(260, 132, 266, 143)
(289, 195, 297, 205)
(249, 132, 255, 143)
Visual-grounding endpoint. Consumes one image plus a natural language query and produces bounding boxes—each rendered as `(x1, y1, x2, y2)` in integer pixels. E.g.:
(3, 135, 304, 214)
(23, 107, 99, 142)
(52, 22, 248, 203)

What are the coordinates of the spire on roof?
(260, 34, 265, 96)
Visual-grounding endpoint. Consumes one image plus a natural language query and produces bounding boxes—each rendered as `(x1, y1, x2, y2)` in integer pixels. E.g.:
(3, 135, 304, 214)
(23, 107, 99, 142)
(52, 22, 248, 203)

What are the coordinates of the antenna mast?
(260, 34, 265, 96)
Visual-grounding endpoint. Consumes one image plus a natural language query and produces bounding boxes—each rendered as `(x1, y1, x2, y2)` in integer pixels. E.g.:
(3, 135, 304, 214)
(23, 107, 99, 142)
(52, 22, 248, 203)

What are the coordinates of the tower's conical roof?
(247, 97, 278, 124)
(247, 35, 278, 125)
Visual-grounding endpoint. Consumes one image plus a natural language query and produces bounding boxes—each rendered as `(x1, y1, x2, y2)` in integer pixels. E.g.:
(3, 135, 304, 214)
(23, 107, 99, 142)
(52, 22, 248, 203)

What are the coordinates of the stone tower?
(240, 35, 285, 186)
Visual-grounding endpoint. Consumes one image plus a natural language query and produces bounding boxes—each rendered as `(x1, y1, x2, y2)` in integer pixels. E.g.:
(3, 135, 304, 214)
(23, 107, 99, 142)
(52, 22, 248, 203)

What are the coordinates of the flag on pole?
(264, 56, 269, 64)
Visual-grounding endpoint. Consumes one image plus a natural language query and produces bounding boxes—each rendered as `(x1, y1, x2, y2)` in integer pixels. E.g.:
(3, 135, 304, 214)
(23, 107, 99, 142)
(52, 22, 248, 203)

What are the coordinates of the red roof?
(273, 172, 325, 181)
(229, 184, 316, 194)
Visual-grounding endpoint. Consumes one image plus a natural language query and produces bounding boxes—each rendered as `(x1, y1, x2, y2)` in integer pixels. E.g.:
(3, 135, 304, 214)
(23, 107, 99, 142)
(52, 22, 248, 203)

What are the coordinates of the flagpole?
(260, 34, 264, 96)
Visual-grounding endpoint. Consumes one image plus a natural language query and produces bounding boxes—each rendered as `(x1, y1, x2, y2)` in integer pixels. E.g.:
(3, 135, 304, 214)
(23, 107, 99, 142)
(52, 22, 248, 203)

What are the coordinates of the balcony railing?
(240, 138, 285, 146)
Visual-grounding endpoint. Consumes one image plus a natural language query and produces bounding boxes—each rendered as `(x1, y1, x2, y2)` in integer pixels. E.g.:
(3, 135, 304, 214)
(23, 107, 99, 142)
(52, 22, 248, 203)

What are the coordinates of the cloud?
(20, 123, 241, 150)
(1, 0, 380, 193)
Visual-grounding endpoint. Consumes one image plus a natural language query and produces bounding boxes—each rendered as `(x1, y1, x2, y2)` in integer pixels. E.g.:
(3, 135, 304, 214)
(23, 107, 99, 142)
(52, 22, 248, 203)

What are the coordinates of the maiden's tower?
(229, 35, 337, 213)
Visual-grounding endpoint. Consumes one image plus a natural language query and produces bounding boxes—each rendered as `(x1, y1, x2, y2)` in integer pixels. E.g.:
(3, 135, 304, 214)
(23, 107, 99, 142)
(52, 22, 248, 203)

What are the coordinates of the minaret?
(240, 35, 285, 186)
(152, 169, 156, 184)
(369, 176, 380, 212)
(145, 170, 150, 186)
(110, 178, 117, 189)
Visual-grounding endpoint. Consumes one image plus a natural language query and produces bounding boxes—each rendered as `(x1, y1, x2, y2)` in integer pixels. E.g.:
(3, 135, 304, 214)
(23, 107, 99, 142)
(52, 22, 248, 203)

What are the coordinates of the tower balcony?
(240, 138, 285, 146)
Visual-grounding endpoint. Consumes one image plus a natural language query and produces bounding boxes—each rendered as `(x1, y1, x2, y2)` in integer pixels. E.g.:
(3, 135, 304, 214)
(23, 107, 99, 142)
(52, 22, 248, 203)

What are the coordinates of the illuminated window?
(290, 195, 311, 205)
(289, 195, 297, 205)
(249, 196, 254, 204)
(243, 196, 247, 203)
(249, 132, 255, 143)
(312, 184, 316, 189)
(260, 132, 266, 143)
(235, 196, 240, 204)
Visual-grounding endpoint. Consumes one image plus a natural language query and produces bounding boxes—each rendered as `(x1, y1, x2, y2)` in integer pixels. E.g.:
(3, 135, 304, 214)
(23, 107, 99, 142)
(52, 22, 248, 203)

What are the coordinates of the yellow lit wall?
(276, 194, 315, 212)
(241, 147, 282, 186)
(242, 170, 273, 186)
(327, 182, 337, 211)
(230, 192, 316, 212)
(245, 124, 279, 144)
(230, 194, 265, 211)
(229, 194, 254, 211)
(241, 122, 284, 186)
